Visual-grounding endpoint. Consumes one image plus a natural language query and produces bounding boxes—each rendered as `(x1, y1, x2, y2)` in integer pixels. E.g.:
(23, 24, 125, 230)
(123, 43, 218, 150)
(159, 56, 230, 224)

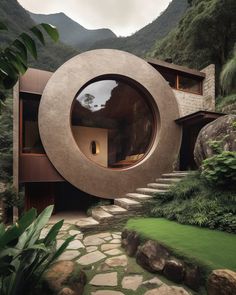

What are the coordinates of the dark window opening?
(22, 99, 45, 154)
(178, 75, 202, 94)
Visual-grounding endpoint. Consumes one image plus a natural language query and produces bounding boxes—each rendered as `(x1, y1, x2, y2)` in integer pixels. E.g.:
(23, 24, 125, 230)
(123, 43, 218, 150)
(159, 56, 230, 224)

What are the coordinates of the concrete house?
(13, 49, 221, 215)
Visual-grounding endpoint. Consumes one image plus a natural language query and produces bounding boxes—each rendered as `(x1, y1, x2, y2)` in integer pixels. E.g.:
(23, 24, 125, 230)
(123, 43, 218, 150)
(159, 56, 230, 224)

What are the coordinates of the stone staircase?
(76, 171, 190, 232)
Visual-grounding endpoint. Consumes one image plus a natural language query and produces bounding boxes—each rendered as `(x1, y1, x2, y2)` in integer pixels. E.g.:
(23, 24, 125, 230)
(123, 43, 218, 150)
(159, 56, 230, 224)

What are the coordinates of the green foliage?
(150, 173, 236, 232)
(149, 0, 236, 93)
(0, 96, 12, 181)
(126, 218, 236, 272)
(201, 151, 236, 187)
(216, 94, 236, 112)
(0, 184, 24, 211)
(0, 0, 78, 73)
(220, 47, 236, 95)
(0, 20, 59, 109)
(0, 205, 74, 295)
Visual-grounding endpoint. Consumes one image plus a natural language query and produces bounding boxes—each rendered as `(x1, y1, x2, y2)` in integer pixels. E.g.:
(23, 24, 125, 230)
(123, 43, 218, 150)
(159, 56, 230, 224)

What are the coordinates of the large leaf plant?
(0, 205, 75, 295)
(0, 21, 59, 111)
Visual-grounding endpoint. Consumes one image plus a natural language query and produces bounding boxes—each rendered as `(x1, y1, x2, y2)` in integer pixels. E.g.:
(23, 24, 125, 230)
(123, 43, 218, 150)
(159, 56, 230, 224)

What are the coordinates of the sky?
(17, 0, 171, 37)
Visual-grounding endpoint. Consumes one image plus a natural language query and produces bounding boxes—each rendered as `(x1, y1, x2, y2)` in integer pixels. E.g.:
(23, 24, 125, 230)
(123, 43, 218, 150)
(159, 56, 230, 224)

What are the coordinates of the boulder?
(194, 115, 236, 167)
(184, 265, 201, 291)
(207, 269, 236, 295)
(44, 260, 86, 295)
(121, 229, 140, 256)
(163, 259, 185, 283)
(136, 240, 170, 273)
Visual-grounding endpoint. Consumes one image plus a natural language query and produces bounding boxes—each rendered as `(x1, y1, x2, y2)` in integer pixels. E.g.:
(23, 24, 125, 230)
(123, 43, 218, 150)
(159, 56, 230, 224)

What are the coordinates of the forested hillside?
(90, 0, 188, 56)
(30, 12, 116, 51)
(0, 0, 78, 72)
(149, 0, 236, 81)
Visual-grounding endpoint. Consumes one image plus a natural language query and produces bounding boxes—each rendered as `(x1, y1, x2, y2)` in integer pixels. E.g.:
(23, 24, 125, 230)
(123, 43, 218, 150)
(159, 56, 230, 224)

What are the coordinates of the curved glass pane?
(71, 78, 154, 168)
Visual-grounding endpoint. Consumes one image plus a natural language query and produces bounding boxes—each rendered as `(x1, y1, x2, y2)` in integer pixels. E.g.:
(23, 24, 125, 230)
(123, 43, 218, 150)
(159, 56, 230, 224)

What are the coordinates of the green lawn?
(126, 218, 236, 272)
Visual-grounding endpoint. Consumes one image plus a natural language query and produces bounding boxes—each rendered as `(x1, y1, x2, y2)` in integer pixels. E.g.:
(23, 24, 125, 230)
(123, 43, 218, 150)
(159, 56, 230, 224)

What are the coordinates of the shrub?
(0, 205, 74, 295)
(201, 151, 236, 187)
(151, 172, 236, 232)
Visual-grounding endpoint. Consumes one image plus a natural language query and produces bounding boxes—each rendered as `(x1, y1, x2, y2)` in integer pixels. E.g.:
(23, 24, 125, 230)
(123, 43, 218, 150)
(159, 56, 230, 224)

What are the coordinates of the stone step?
(76, 217, 100, 230)
(101, 205, 127, 215)
(162, 172, 190, 178)
(126, 193, 153, 202)
(136, 187, 167, 196)
(114, 198, 142, 210)
(156, 178, 181, 184)
(91, 207, 113, 222)
(147, 183, 171, 190)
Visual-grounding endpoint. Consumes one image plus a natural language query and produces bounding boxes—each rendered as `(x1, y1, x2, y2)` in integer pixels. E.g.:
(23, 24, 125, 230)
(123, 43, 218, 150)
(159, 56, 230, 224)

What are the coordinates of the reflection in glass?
(71, 78, 154, 168)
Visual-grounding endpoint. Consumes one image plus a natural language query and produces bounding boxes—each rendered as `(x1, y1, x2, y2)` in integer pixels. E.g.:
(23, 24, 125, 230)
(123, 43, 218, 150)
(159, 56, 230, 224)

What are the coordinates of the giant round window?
(71, 77, 155, 169)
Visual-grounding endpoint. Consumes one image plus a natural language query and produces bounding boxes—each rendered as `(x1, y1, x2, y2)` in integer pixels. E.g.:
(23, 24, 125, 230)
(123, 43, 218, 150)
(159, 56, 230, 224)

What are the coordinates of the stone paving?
(43, 224, 193, 295)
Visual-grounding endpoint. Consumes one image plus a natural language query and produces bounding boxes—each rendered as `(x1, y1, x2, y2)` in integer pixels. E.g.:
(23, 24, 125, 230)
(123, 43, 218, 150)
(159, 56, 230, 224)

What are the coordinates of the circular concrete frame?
(39, 49, 182, 198)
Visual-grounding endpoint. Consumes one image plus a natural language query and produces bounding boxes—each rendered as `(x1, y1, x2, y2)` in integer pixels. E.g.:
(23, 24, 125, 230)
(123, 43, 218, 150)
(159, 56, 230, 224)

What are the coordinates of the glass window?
(178, 75, 202, 94)
(71, 78, 155, 169)
(22, 99, 45, 154)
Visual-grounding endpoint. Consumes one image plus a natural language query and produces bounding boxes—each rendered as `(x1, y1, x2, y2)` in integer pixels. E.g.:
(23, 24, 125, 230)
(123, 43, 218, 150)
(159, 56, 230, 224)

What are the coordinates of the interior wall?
(72, 126, 108, 167)
(24, 121, 39, 150)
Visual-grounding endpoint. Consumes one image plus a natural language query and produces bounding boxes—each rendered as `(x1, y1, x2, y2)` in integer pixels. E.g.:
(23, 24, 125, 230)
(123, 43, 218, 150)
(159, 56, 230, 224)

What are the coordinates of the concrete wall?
(72, 126, 108, 167)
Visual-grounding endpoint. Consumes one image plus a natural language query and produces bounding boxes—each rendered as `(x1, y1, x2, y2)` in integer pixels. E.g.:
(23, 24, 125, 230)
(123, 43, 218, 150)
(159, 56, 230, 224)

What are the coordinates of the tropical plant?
(201, 151, 236, 187)
(0, 96, 12, 181)
(0, 205, 74, 295)
(0, 21, 59, 110)
(220, 46, 236, 95)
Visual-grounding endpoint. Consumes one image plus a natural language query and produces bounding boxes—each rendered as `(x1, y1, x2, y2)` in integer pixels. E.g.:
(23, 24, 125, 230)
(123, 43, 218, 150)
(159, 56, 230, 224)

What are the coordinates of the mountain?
(89, 0, 188, 56)
(149, 0, 236, 77)
(0, 0, 78, 71)
(30, 12, 116, 51)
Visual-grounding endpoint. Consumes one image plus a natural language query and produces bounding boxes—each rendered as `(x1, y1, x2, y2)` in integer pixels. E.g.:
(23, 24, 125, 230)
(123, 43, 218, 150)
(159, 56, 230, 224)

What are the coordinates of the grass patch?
(126, 218, 236, 273)
(150, 172, 236, 233)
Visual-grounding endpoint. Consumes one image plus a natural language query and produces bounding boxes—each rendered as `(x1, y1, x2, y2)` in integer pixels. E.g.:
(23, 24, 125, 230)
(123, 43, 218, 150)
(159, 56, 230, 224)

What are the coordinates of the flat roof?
(147, 58, 206, 79)
(175, 111, 225, 125)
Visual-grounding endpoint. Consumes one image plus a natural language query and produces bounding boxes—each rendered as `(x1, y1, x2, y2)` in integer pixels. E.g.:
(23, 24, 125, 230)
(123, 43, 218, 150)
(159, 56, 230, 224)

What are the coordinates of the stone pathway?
(42, 224, 194, 295)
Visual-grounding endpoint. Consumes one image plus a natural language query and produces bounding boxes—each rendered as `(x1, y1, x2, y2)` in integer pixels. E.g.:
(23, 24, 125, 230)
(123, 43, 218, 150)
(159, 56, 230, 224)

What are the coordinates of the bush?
(201, 151, 236, 187)
(151, 173, 236, 233)
(0, 205, 74, 295)
(0, 183, 24, 223)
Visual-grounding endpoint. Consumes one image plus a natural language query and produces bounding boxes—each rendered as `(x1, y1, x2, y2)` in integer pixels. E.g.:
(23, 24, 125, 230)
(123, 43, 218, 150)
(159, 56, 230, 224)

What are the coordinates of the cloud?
(17, 0, 170, 36)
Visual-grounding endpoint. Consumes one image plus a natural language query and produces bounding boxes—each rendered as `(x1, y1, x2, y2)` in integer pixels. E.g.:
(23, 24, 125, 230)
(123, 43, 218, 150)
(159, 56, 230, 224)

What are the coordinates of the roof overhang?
(147, 58, 206, 79)
(175, 111, 225, 126)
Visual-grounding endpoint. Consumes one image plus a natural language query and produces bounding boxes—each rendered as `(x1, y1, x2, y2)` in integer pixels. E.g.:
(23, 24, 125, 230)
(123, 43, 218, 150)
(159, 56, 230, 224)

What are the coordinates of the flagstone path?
(42, 224, 193, 295)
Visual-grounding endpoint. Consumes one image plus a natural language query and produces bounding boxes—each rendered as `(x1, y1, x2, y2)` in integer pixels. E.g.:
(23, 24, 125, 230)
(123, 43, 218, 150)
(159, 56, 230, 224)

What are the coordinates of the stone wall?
(202, 64, 216, 111)
(173, 64, 216, 117)
(173, 89, 204, 117)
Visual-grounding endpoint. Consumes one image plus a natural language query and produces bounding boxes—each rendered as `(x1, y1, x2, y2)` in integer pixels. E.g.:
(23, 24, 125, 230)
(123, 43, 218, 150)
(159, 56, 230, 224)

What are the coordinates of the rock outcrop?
(194, 115, 236, 166)
(207, 269, 236, 295)
(121, 229, 140, 257)
(136, 240, 170, 273)
(44, 260, 86, 295)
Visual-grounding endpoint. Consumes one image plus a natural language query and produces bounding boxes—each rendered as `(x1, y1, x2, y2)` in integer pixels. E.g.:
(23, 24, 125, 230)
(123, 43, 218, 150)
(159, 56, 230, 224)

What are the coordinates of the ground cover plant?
(126, 218, 236, 272)
(149, 171, 236, 232)
(0, 205, 74, 295)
